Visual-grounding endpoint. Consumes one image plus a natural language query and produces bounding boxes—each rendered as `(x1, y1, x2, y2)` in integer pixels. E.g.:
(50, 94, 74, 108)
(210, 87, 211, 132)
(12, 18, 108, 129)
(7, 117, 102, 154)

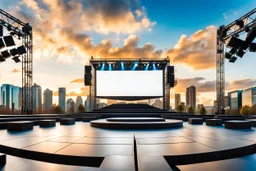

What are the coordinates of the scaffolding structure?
(216, 8, 256, 113)
(0, 9, 33, 114)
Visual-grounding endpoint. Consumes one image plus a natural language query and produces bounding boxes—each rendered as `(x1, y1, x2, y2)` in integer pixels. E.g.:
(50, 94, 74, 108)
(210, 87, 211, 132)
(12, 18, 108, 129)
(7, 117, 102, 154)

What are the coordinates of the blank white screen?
(96, 71, 163, 97)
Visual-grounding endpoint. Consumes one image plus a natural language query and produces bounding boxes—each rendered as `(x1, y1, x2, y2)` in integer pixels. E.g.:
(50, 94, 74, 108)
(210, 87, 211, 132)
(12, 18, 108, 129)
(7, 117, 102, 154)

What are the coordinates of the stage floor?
(0, 121, 256, 170)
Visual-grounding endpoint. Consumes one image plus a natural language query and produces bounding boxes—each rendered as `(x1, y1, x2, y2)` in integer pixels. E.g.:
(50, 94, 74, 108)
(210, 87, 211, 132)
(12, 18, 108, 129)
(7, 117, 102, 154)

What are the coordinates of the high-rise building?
(84, 96, 90, 112)
(58, 88, 66, 112)
(242, 87, 256, 107)
(186, 86, 196, 109)
(12, 86, 22, 110)
(175, 94, 181, 110)
(228, 90, 243, 110)
(1, 84, 12, 109)
(43, 89, 53, 113)
(152, 99, 163, 109)
(75, 96, 83, 112)
(32, 83, 42, 113)
(66, 98, 75, 113)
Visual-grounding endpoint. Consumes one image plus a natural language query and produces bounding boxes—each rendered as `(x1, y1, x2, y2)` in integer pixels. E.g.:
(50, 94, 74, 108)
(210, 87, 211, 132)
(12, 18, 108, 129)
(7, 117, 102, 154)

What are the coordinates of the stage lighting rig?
(216, 8, 256, 114)
(0, 8, 33, 114)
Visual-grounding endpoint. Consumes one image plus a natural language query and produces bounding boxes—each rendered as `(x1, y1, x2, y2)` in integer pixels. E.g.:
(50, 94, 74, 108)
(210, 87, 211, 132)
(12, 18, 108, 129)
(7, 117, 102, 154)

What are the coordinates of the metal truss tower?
(216, 8, 256, 114)
(0, 9, 33, 114)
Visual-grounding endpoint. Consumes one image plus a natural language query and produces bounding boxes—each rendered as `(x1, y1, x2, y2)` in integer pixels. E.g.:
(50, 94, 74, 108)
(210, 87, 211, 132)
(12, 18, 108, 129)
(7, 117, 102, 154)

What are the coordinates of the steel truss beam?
(0, 9, 33, 114)
(216, 8, 256, 114)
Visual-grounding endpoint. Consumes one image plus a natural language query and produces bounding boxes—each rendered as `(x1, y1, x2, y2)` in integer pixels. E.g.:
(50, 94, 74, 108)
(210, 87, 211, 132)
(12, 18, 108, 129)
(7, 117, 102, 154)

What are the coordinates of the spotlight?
(0, 38, 5, 49)
(236, 49, 245, 58)
(229, 48, 237, 55)
(0, 55, 5, 62)
(249, 43, 256, 52)
(235, 20, 244, 28)
(217, 25, 227, 38)
(226, 36, 244, 49)
(245, 26, 256, 43)
(1, 50, 11, 58)
(22, 23, 32, 35)
(229, 56, 237, 63)
(10, 48, 19, 56)
(225, 52, 232, 59)
(17, 45, 27, 54)
(12, 56, 21, 63)
(3, 35, 15, 47)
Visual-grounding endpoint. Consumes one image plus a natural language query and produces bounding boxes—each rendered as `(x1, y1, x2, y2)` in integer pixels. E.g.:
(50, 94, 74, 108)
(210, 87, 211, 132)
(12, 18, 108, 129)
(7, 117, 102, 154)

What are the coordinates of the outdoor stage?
(0, 121, 256, 171)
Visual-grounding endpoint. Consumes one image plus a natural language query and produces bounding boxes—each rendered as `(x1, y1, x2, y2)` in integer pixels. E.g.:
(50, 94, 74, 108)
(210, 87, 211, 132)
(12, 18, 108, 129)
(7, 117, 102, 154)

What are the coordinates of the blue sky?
(0, 0, 256, 106)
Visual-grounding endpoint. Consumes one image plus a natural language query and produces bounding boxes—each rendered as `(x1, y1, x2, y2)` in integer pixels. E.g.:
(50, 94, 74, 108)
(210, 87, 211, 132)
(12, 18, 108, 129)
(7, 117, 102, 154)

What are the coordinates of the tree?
(50, 105, 64, 114)
(176, 104, 185, 113)
(187, 106, 195, 114)
(240, 105, 251, 115)
(77, 104, 85, 113)
(199, 106, 207, 115)
(251, 104, 256, 115)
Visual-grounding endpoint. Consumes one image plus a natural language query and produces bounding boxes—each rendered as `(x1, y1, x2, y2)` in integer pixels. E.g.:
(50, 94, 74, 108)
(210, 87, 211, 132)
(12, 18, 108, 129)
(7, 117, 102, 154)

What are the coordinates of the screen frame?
(94, 70, 165, 100)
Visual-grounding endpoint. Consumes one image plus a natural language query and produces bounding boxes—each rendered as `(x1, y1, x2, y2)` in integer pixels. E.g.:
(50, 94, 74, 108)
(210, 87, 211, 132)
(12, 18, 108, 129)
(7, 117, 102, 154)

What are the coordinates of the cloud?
(166, 26, 216, 70)
(9, 0, 158, 63)
(19, 0, 155, 34)
(70, 78, 84, 84)
(227, 79, 256, 90)
(67, 87, 89, 96)
(174, 77, 215, 93)
(52, 87, 89, 97)
(11, 68, 21, 73)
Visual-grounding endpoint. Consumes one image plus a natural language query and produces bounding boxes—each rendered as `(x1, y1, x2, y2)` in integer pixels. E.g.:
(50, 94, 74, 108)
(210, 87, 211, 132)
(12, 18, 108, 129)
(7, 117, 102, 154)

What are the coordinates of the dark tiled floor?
(0, 122, 256, 170)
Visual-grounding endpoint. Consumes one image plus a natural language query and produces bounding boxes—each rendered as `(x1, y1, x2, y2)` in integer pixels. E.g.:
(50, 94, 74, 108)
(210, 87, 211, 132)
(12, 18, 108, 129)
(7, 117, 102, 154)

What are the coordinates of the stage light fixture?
(226, 36, 244, 49)
(229, 56, 237, 63)
(0, 38, 5, 49)
(249, 43, 256, 52)
(245, 26, 256, 43)
(1, 50, 11, 58)
(225, 52, 232, 59)
(236, 49, 245, 58)
(3, 35, 15, 47)
(9, 48, 19, 56)
(217, 25, 227, 38)
(17, 45, 26, 54)
(12, 56, 21, 63)
(0, 55, 5, 62)
(235, 20, 244, 28)
(229, 48, 237, 55)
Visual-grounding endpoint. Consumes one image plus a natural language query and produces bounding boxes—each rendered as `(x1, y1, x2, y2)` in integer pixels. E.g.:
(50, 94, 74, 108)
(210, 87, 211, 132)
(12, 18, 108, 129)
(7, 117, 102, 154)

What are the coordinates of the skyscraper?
(12, 86, 22, 111)
(1, 84, 12, 109)
(67, 98, 75, 113)
(84, 96, 90, 112)
(75, 96, 83, 112)
(58, 87, 66, 112)
(175, 94, 181, 110)
(186, 86, 196, 109)
(32, 83, 42, 113)
(43, 89, 53, 113)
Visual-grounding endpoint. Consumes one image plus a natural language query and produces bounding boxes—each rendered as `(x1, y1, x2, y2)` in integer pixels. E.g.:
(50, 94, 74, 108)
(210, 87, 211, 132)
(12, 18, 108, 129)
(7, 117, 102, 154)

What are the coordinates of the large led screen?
(96, 70, 163, 97)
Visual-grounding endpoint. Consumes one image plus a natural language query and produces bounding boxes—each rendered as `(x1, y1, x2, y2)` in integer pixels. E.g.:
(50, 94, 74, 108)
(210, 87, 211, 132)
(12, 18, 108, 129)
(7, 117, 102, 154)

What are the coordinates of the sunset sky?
(0, 0, 256, 107)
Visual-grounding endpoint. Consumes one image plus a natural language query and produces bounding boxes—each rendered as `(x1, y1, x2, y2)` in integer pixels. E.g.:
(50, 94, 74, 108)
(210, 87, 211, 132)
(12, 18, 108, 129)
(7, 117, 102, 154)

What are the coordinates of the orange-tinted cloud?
(174, 77, 215, 93)
(166, 26, 216, 70)
(11, 68, 21, 73)
(70, 78, 84, 84)
(67, 87, 89, 96)
(52, 87, 89, 97)
(227, 79, 256, 90)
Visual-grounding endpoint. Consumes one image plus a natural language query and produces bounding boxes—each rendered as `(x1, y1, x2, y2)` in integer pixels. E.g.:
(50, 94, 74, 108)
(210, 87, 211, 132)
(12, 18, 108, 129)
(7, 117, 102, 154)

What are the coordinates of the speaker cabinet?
(85, 65, 92, 74)
(84, 73, 91, 85)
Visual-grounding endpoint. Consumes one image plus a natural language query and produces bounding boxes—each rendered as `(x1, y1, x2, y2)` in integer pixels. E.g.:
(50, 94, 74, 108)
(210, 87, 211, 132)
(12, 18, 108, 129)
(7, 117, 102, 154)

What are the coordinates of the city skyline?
(0, 0, 256, 108)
